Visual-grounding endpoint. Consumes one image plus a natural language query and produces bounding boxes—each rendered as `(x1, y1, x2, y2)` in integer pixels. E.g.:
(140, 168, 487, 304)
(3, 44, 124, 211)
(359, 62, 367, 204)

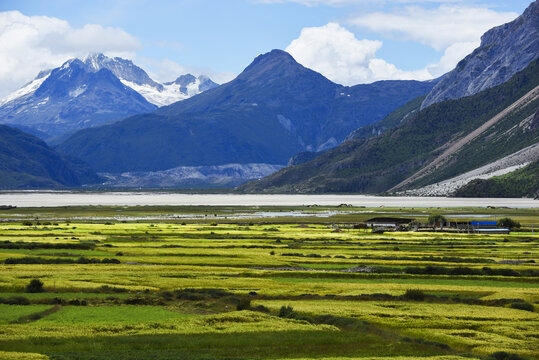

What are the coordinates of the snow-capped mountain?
(0, 54, 219, 138)
(80, 53, 218, 106)
(122, 73, 218, 107)
(0, 58, 157, 139)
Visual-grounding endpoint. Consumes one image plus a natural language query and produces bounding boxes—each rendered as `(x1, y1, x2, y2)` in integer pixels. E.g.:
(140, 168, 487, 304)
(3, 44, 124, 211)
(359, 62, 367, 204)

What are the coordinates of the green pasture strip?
(0, 249, 113, 256)
(0, 304, 52, 324)
(270, 276, 539, 288)
(254, 300, 539, 358)
(0, 310, 457, 360)
(36, 305, 190, 324)
(0, 292, 134, 300)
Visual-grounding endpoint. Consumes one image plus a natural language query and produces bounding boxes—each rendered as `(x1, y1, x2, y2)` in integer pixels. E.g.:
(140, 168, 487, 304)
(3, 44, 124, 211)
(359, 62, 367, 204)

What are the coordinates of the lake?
(0, 191, 537, 208)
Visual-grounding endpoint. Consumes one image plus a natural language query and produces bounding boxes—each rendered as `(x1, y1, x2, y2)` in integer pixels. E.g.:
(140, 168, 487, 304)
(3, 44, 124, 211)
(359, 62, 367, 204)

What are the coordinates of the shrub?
(26, 279, 44, 293)
(161, 291, 174, 300)
(428, 213, 447, 227)
(174, 288, 232, 300)
(509, 302, 534, 312)
(0, 296, 30, 305)
(403, 289, 425, 301)
(314, 314, 367, 330)
(253, 304, 270, 313)
(99, 285, 129, 293)
(278, 305, 296, 318)
(489, 351, 526, 360)
(236, 299, 251, 311)
(497, 218, 521, 229)
(277, 305, 314, 322)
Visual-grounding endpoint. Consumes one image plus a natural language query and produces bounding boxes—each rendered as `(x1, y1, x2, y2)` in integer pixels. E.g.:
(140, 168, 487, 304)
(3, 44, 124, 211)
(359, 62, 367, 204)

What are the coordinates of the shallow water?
(0, 191, 537, 208)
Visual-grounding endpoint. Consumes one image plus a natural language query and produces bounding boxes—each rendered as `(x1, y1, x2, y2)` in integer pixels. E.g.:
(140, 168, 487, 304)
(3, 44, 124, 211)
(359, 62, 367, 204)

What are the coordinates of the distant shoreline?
(0, 192, 537, 208)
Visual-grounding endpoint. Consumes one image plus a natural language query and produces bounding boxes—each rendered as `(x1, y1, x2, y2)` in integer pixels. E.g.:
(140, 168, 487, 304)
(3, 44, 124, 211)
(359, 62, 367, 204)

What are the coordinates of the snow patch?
(69, 85, 87, 98)
(36, 97, 49, 106)
(0, 74, 50, 106)
(121, 79, 191, 106)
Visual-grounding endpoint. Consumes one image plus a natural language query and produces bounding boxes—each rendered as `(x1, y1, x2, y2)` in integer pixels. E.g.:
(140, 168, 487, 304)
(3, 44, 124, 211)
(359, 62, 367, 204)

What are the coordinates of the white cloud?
(424, 40, 478, 76)
(0, 10, 140, 98)
(285, 3, 518, 85)
(348, 5, 517, 51)
(0, 11, 235, 98)
(258, 0, 457, 5)
(286, 22, 434, 85)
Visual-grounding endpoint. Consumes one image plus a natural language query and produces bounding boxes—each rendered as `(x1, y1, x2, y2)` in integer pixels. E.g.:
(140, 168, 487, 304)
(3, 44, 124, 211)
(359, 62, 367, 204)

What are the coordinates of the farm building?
(470, 220, 510, 234)
(363, 217, 414, 228)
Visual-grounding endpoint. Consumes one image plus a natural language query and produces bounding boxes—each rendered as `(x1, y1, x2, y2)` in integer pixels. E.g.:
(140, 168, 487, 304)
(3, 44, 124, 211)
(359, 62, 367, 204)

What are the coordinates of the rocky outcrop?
(100, 163, 283, 188)
(399, 142, 539, 196)
(421, 0, 539, 108)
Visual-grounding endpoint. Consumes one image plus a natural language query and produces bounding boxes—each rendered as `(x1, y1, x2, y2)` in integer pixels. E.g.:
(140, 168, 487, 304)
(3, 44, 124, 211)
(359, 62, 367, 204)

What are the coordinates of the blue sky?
(0, 0, 532, 96)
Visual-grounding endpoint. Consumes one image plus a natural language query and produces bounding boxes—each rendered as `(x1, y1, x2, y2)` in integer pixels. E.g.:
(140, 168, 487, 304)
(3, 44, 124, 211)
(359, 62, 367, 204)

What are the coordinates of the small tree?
(428, 214, 447, 231)
(26, 279, 44, 293)
(408, 220, 421, 231)
(497, 217, 521, 230)
(236, 299, 251, 311)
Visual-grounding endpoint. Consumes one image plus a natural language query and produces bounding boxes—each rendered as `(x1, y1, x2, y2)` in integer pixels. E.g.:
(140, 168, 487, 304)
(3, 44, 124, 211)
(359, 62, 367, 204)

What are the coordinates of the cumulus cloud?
(0, 11, 140, 98)
(348, 5, 517, 51)
(258, 0, 456, 5)
(286, 22, 433, 85)
(285, 4, 517, 85)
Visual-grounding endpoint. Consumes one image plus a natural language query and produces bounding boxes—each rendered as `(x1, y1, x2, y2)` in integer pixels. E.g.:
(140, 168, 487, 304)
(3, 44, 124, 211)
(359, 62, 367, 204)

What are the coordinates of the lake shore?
(0, 191, 537, 208)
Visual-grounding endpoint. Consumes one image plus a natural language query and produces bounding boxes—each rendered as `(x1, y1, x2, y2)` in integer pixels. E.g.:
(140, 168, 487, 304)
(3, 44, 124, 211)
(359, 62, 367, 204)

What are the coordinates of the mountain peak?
(82, 52, 108, 70)
(237, 49, 308, 82)
(249, 49, 297, 68)
(171, 74, 196, 86)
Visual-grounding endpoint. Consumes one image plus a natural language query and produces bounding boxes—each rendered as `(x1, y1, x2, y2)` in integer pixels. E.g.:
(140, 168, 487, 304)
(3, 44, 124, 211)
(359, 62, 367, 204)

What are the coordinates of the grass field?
(0, 205, 537, 359)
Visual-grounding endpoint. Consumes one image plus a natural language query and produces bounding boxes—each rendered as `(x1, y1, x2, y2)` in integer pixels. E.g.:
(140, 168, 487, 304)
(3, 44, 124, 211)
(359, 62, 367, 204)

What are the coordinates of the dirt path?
(11, 304, 61, 324)
(390, 85, 539, 191)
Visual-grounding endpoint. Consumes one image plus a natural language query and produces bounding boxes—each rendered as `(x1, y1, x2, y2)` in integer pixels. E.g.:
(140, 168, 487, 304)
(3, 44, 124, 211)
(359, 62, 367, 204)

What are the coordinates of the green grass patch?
(0, 304, 52, 324)
(36, 305, 190, 324)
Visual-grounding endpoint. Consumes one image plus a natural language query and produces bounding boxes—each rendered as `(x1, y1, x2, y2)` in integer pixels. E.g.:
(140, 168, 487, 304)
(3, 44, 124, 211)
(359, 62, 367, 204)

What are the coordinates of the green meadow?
(0, 205, 537, 360)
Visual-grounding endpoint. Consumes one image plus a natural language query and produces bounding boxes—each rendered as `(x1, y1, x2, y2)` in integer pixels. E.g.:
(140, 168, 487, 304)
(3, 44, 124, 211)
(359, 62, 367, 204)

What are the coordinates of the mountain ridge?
(421, 0, 539, 108)
(57, 49, 435, 173)
(0, 124, 100, 189)
(0, 54, 219, 138)
(238, 58, 539, 194)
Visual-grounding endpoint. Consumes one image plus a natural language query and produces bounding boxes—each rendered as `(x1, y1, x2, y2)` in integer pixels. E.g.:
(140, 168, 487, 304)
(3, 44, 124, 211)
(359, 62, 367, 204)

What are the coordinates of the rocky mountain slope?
(421, 0, 539, 108)
(400, 143, 539, 196)
(0, 54, 218, 139)
(100, 163, 283, 189)
(239, 59, 538, 194)
(57, 50, 435, 174)
(453, 160, 538, 198)
(0, 125, 100, 189)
